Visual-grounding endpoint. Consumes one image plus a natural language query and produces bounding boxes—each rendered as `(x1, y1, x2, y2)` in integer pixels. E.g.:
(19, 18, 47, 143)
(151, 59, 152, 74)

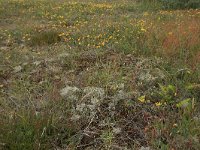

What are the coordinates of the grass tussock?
(28, 31, 61, 46)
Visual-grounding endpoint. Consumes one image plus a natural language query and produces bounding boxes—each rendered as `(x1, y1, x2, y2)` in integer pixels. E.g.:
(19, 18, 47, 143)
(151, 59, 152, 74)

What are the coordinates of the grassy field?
(0, 0, 200, 149)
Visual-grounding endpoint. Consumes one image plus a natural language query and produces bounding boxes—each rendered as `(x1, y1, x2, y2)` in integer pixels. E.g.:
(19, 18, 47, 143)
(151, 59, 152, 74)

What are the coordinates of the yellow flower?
(138, 96, 145, 103)
(168, 32, 173, 35)
(143, 12, 149, 16)
(59, 33, 65, 37)
(155, 102, 162, 107)
(141, 28, 147, 32)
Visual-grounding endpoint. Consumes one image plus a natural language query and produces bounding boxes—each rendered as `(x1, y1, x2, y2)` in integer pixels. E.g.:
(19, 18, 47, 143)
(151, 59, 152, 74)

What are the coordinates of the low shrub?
(28, 30, 61, 46)
(160, 0, 200, 9)
(138, 0, 200, 10)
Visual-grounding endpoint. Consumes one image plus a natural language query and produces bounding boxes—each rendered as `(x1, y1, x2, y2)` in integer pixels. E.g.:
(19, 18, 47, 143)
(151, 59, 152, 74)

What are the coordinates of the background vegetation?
(0, 0, 200, 149)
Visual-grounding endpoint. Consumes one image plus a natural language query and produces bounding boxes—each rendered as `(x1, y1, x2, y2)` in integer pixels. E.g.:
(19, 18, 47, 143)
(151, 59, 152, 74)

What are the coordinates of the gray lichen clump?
(60, 86, 106, 120)
(60, 85, 134, 121)
(60, 86, 81, 101)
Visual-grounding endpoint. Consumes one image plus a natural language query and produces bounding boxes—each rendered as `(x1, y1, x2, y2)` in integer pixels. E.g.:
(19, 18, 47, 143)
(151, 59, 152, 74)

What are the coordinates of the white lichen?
(60, 86, 80, 101)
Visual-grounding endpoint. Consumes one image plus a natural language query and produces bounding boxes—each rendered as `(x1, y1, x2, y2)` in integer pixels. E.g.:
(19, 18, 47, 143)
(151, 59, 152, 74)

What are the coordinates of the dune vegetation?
(0, 0, 200, 149)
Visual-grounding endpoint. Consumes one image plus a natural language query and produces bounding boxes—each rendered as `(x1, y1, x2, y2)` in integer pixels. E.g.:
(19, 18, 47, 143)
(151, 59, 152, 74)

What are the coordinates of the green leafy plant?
(158, 84, 176, 104)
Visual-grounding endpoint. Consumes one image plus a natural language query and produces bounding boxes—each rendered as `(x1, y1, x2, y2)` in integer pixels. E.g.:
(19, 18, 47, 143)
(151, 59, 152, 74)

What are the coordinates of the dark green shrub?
(160, 0, 200, 9)
(28, 30, 61, 46)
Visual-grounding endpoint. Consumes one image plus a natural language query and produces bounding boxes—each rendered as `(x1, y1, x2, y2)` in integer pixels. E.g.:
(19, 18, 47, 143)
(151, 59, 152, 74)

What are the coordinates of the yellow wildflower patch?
(138, 96, 145, 103)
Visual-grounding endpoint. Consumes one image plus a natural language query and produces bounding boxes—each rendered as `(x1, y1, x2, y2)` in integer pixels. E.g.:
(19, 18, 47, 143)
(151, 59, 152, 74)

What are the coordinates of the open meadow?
(0, 0, 200, 149)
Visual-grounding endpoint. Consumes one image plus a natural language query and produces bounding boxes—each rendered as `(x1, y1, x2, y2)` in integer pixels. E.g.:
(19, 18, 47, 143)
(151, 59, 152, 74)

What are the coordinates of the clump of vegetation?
(1, 110, 54, 149)
(28, 30, 61, 46)
(160, 0, 200, 9)
(138, 0, 200, 10)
